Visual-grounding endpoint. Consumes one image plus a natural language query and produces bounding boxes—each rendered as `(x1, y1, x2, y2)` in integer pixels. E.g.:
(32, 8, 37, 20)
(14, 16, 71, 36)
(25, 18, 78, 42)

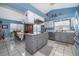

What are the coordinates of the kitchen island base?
(25, 33, 48, 54)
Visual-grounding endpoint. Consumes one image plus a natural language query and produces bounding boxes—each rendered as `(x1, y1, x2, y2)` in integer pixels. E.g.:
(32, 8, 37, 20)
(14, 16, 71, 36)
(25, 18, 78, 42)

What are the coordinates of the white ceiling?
(31, 3, 78, 13)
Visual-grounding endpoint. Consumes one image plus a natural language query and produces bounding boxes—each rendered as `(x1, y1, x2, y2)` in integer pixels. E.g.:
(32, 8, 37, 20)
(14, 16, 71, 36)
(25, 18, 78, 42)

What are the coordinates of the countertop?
(49, 31, 75, 33)
(25, 32, 47, 36)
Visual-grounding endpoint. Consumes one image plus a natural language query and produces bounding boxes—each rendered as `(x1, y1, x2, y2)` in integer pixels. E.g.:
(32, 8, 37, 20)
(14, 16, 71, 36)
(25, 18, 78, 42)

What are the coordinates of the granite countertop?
(25, 32, 47, 36)
(55, 31, 75, 33)
(25, 33, 41, 36)
(49, 31, 75, 33)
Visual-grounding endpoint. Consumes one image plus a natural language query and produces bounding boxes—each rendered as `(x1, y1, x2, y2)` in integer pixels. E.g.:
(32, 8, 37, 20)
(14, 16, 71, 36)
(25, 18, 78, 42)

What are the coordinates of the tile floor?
(0, 39, 76, 56)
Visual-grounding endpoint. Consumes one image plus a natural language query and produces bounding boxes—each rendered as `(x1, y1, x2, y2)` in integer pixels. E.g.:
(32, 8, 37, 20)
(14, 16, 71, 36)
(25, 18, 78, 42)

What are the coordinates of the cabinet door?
(25, 36, 33, 52)
(32, 36, 38, 53)
(49, 32, 55, 40)
(60, 33, 67, 42)
(43, 33, 48, 45)
(37, 35, 43, 49)
(25, 36, 37, 53)
(55, 32, 62, 41)
(66, 33, 74, 44)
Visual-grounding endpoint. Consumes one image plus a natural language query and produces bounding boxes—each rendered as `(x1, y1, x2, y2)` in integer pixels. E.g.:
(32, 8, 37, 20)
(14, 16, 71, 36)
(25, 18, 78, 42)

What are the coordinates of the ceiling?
(30, 3, 78, 13)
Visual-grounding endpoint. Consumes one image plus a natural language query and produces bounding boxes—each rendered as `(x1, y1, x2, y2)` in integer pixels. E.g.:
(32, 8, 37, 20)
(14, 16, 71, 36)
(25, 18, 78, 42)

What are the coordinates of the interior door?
(28, 24, 33, 33)
(24, 24, 33, 33)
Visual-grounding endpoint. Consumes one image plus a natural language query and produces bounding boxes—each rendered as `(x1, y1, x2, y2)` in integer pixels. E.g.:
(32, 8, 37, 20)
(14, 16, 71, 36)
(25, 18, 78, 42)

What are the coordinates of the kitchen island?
(25, 32, 48, 54)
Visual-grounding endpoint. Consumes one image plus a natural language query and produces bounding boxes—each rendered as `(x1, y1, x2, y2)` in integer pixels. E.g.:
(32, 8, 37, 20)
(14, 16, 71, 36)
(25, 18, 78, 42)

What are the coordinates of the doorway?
(24, 24, 33, 33)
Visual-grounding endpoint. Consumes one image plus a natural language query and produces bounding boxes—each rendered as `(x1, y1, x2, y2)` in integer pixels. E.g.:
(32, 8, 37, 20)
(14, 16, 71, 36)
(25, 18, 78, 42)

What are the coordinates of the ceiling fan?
(49, 3, 55, 5)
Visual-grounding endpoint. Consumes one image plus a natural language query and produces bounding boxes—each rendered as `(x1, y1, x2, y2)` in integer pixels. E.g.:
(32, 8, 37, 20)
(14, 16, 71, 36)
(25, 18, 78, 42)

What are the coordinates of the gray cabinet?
(74, 32, 79, 56)
(55, 32, 74, 44)
(42, 33, 48, 45)
(48, 32, 74, 44)
(48, 32, 55, 40)
(25, 32, 48, 54)
(66, 33, 74, 43)
(37, 35, 43, 49)
(25, 36, 37, 53)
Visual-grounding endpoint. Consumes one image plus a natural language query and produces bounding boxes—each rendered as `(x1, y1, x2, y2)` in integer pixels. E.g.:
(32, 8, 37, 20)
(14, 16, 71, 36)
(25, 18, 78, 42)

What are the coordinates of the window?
(10, 23, 24, 32)
(54, 20, 70, 31)
(33, 24, 41, 34)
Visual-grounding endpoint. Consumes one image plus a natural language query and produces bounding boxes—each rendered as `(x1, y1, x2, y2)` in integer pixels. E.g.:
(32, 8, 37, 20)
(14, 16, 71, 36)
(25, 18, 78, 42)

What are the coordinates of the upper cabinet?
(24, 10, 44, 24)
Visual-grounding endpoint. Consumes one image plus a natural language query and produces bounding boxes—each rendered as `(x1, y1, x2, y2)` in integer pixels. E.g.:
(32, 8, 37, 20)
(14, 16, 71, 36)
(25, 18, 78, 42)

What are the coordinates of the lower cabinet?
(55, 32, 74, 44)
(74, 35, 79, 56)
(25, 36, 37, 53)
(74, 42, 79, 56)
(48, 32, 55, 40)
(25, 32, 48, 54)
(48, 32, 74, 44)
(37, 35, 43, 49)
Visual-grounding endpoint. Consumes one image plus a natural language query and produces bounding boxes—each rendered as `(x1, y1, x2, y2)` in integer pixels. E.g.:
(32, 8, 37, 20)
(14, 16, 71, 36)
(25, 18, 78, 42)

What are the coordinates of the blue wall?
(0, 18, 23, 38)
(77, 5, 79, 30)
(78, 5, 79, 15)
(0, 3, 49, 38)
(6, 3, 49, 20)
(45, 6, 78, 31)
(5, 4, 78, 21)
(0, 4, 78, 38)
(46, 7, 77, 21)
